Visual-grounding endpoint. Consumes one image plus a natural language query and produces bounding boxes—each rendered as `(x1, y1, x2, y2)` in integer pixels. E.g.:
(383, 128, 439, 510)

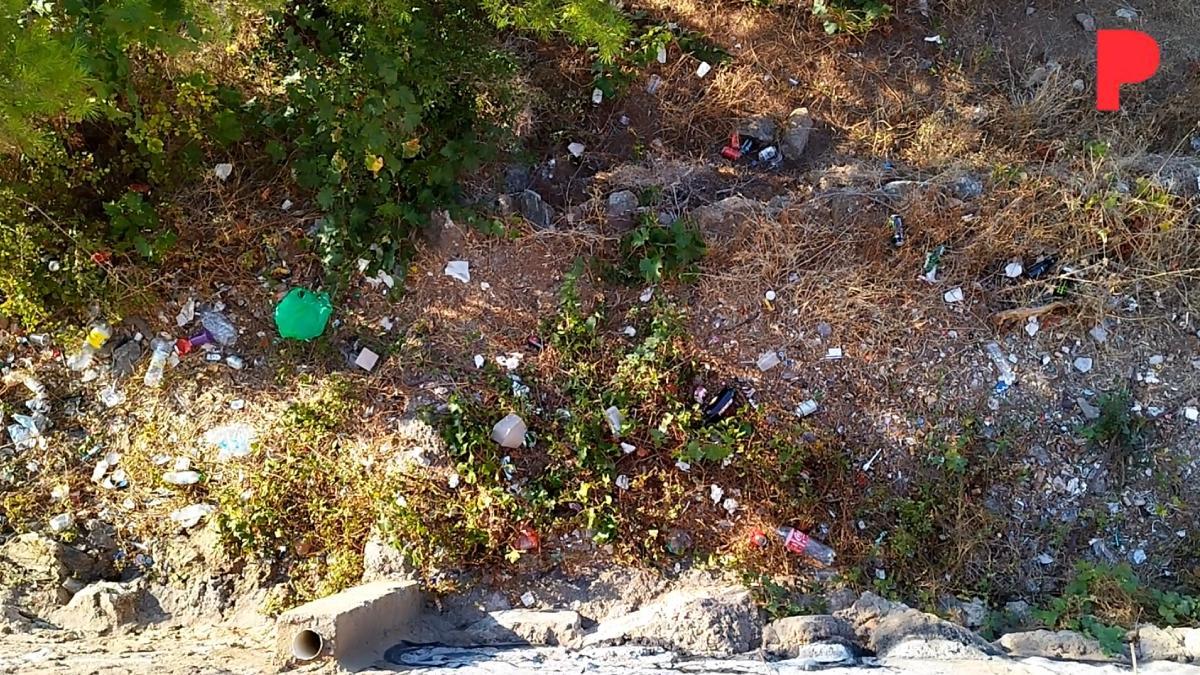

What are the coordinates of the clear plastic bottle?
(776, 526, 836, 565)
(67, 323, 112, 371)
(188, 311, 237, 348)
(143, 338, 173, 387)
(984, 341, 1017, 393)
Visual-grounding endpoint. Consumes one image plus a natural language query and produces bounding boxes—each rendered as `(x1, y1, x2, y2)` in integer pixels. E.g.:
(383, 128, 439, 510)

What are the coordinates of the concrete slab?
(275, 580, 420, 671)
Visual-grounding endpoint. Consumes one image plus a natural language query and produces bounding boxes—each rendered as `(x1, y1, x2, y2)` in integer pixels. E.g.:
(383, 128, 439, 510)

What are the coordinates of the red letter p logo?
(1096, 30, 1160, 111)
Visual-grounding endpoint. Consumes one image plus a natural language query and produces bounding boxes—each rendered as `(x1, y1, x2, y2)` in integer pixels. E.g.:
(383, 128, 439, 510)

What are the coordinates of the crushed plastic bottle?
(67, 323, 112, 371)
(192, 311, 238, 347)
(203, 423, 256, 461)
(776, 526, 836, 565)
(142, 338, 174, 387)
(984, 341, 1017, 393)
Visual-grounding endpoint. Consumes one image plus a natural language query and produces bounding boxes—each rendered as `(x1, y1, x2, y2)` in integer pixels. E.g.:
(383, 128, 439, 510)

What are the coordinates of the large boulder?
(583, 586, 760, 656)
(763, 614, 858, 657)
(463, 609, 583, 647)
(0, 533, 96, 585)
(1136, 625, 1200, 663)
(835, 592, 999, 660)
(996, 629, 1115, 662)
(51, 581, 141, 635)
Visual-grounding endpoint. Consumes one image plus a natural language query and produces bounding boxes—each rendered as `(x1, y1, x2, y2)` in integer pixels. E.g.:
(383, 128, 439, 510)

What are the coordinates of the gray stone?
(517, 190, 555, 230)
(464, 609, 583, 647)
(836, 592, 999, 659)
(739, 117, 778, 143)
(763, 615, 857, 657)
(1075, 13, 1096, 32)
(504, 165, 531, 193)
(780, 642, 857, 667)
(882, 180, 929, 202)
(1077, 397, 1101, 420)
(692, 196, 762, 233)
(1136, 624, 1200, 662)
(781, 108, 813, 160)
(110, 340, 142, 379)
(51, 581, 140, 635)
(361, 534, 414, 583)
(606, 190, 639, 222)
(583, 586, 760, 657)
(882, 637, 992, 660)
(939, 596, 988, 630)
(996, 630, 1114, 661)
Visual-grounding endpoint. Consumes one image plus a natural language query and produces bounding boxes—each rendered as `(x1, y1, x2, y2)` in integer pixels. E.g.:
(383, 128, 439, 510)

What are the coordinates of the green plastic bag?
(274, 287, 332, 340)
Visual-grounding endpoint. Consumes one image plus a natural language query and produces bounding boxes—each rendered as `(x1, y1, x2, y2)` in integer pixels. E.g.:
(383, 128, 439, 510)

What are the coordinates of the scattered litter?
(943, 287, 965, 303)
(984, 342, 1017, 392)
(1005, 261, 1024, 278)
(923, 35, 944, 45)
(639, 288, 654, 303)
(515, 528, 539, 551)
(675, 459, 691, 472)
(775, 526, 836, 565)
(176, 298, 196, 327)
(765, 290, 777, 302)
(1131, 548, 1147, 565)
(615, 475, 631, 491)
(603, 406, 623, 435)
(354, 348, 380, 372)
(213, 163, 233, 181)
(275, 287, 333, 340)
(509, 375, 530, 398)
(204, 424, 256, 461)
(162, 470, 201, 486)
(620, 442, 636, 454)
(591, 88, 603, 105)
(98, 385, 126, 408)
(722, 498, 739, 515)
(1073, 357, 1094, 373)
(695, 61, 712, 78)
(378, 317, 394, 331)
(1089, 324, 1109, 343)
(1184, 407, 1199, 422)
(225, 354, 245, 370)
(1149, 354, 1165, 366)
(756, 350, 781, 372)
(474, 354, 484, 369)
(709, 484, 724, 503)
(496, 352, 523, 370)
(645, 75, 663, 94)
(1036, 552, 1054, 565)
(170, 504, 216, 529)
(1025, 256, 1057, 279)
(656, 44, 667, 63)
(1115, 7, 1138, 21)
(448, 473, 460, 489)
(444, 260, 471, 283)
(1024, 317, 1040, 338)
(48, 513, 74, 533)
(622, 326, 636, 337)
(825, 347, 844, 360)
(567, 142, 585, 158)
(281, 199, 293, 211)
(701, 387, 737, 424)
(862, 448, 884, 472)
(491, 414, 527, 449)
(921, 246, 945, 283)
(795, 399, 819, 417)
(68, 323, 112, 371)
(520, 591, 536, 607)
(141, 338, 174, 388)
(228, 399, 246, 411)
(889, 214, 905, 248)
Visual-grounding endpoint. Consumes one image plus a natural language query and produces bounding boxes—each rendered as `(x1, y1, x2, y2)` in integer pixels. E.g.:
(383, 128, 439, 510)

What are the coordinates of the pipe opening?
(292, 629, 324, 661)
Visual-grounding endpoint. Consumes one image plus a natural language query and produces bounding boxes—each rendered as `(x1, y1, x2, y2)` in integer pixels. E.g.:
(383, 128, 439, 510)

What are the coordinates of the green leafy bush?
(812, 0, 893, 34)
(619, 215, 707, 284)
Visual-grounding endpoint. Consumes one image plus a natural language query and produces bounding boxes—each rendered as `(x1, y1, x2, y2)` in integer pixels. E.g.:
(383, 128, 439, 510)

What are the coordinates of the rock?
(0, 533, 96, 587)
(464, 609, 583, 647)
(783, 642, 857, 666)
(739, 117, 778, 143)
(825, 587, 857, 612)
(996, 629, 1114, 661)
(763, 615, 858, 657)
(882, 180, 932, 203)
(781, 108, 813, 160)
(1136, 625, 1200, 662)
(504, 165, 530, 193)
(939, 596, 988, 630)
(606, 190, 639, 224)
(361, 533, 414, 583)
(583, 586, 760, 656)
(1074, 357, 1094, 373)
(692, 196, 763, 235)
(1077, 397, 1101, 420)
(836, 592, 998, 659)
(51, 581, 140, 635)
(516, 189, 554, 230)
(1076, 13, 1096, 31)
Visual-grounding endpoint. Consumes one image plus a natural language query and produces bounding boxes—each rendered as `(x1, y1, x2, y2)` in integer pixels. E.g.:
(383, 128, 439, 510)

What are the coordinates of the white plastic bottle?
(67, 323, 112, 371)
